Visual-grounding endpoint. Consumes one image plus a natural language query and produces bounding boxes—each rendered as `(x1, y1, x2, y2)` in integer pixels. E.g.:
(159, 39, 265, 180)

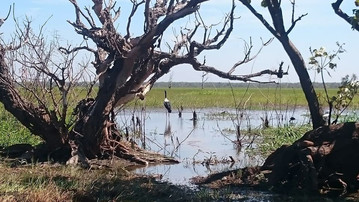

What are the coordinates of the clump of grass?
(258, 125, 312, 156)
(0, 161, 206, 201)
(0, 105, 42, 147)
(337, 111, 359, 122)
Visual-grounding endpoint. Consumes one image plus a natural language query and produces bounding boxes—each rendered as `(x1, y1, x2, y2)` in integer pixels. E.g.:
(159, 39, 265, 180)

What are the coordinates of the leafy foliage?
(261, 0, 268, 7)
(308, 43, 345, 74)
(309, 43, 359, 124)
(330, 75, 359, 123)
(353, 0, 359, 29)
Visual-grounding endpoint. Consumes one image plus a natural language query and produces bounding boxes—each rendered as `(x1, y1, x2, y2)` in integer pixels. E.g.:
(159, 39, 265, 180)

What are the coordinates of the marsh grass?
(258, 124, 312, 156)
(134, 87, 356, 109)
(0, 104, 42, 148)
(0, 161, 215, 201)
(1, 86, 359, 201)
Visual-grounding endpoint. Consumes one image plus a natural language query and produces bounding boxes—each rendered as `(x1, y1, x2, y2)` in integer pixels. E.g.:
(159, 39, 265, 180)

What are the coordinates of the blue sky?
(0, 0, 357, 83)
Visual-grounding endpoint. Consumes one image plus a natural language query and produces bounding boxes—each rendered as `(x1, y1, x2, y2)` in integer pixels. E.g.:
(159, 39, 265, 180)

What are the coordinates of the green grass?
(1, 86, 358, 201)
(133, 87, 359, 109)
(1, 86, 357, 149)
(258, 124, 312, 156)
(0, 105, 42, 148)
(0, 162, 213, 201)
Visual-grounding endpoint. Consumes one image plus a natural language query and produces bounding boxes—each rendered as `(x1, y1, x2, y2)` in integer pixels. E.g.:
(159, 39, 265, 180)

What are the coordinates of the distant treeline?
(153, 82, 341, 89)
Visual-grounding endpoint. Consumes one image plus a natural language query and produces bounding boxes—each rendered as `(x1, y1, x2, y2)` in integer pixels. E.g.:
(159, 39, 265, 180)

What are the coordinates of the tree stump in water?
(261, 122, 359, 196)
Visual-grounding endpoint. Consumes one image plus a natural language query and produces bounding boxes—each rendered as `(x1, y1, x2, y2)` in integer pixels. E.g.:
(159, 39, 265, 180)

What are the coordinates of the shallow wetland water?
(116, 107, 310, 187)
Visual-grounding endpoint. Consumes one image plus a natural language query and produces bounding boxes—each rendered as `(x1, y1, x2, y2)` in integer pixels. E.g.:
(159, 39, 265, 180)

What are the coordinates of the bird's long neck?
(164, 90, 167, 98)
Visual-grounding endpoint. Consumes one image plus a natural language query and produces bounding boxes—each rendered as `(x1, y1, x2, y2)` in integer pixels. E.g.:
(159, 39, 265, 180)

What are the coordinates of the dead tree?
(239, 0, 325, 129)
(0, 0, 287, 163)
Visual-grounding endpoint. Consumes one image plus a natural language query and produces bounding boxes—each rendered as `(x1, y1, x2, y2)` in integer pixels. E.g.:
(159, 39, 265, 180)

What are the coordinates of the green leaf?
(355, 0, 359, 7)
(261, 0, 267, 7)
(329, 63, 337, 69)
(326, 69, 332, 77)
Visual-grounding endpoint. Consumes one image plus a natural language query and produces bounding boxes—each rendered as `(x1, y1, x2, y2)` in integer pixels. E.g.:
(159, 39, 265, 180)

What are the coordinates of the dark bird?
(164, 90, 172, 113)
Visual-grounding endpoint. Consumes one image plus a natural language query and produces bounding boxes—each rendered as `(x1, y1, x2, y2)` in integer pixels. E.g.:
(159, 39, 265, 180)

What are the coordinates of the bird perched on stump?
(164, 90, 172, 113)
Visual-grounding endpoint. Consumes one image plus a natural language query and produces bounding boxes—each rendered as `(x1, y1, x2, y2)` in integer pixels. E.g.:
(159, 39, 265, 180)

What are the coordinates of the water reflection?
(116, 107, 310, 186)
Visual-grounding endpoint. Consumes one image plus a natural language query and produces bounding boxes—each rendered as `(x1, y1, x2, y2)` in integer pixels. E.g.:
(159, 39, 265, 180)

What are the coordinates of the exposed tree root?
(115, 141, 180, 165)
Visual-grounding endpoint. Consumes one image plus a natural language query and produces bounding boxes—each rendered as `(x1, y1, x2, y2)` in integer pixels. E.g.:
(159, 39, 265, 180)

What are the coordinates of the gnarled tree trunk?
(0, 0, 290, 164)
(0, 46, 66, 151)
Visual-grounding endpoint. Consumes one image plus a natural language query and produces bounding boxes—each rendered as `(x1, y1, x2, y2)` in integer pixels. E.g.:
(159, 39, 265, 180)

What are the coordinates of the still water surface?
(116, 107, 310, 186)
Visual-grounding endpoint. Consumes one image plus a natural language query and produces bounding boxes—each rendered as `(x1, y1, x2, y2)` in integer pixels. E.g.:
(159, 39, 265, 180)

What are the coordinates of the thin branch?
(167, 0, 176, 14)
(228, 37, 273, 75)
(125, 0, 145, 39)
(189, 0, 236, 56)
(286, 13, 307, 35)
(290, 0, 295, 23)
(59, 45, 97, 55)
(0, 4, 11, 27)
(287, 0, 308, 35)
(112, 3, 121, 22)
(85, 7, 96, 27)
(239, 0, 279, 38)
(69, 0, 95, 28)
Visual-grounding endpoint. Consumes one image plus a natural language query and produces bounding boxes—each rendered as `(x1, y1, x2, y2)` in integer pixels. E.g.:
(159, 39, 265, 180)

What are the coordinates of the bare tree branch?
(239, 0, 279, 38)
(0, 4, 11, 27)
(241, 61, 287, 79)
(189, 0, 235, 57)
(125, 0, 145, 39)
(332, 0, 359, 31)
(228, 37, 273, 75)
(189, 58, 281, 83)
(286, 13, 307, 35)
(59, 45, 97, 55)
(69, 0, 95, 28)
(286, 0, 308, 35)
(112, 2, 121, 22)
(290, 0, 295, 23)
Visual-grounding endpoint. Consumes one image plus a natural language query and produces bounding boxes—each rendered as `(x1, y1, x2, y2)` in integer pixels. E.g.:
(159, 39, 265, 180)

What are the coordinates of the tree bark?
(239, 0, 325, 128)
(279, 38, 325, 128)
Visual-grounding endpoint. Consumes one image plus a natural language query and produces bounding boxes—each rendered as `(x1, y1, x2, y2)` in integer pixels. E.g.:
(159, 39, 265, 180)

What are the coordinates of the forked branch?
(332, 0, 359, 31)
